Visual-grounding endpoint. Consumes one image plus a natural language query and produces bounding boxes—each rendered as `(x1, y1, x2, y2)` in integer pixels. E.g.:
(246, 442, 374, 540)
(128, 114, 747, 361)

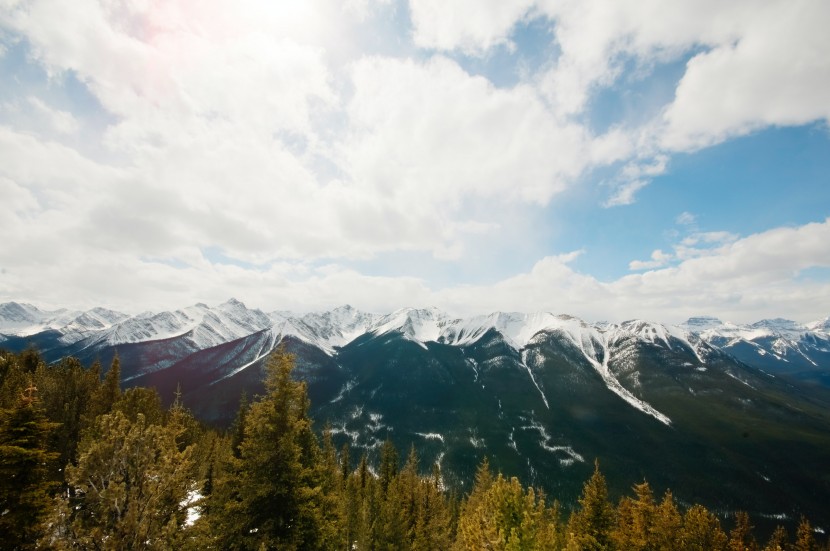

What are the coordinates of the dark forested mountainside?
(1, 346, 829, 550)
(113, 325, 830, 535)
(4, 301, 830, 540)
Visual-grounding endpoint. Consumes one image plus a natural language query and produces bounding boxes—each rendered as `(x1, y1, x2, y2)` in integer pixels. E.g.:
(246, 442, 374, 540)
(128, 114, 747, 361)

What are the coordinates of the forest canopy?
(0, 346, 826, 550)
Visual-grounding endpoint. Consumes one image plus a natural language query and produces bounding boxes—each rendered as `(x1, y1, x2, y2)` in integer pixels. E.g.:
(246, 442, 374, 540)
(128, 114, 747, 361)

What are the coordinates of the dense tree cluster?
(0, 346, 827, 550)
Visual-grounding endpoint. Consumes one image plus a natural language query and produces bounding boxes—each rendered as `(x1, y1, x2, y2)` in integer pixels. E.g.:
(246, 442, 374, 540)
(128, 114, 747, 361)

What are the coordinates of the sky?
(1, 0, 829, 324)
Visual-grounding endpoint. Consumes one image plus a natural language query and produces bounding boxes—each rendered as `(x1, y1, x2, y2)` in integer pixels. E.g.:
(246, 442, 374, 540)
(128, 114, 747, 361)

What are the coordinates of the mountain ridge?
(2, 299, 828, 386)
(3, 299, 830, 530)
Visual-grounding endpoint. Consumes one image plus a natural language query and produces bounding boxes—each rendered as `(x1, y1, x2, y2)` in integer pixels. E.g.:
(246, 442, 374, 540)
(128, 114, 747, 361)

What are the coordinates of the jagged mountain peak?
(0, 301, 41, 318)
(370, 306, 451, 345)
(806, 316, 830, 333)
(750, 318, 803, 333)
(219, 297, 246, 309)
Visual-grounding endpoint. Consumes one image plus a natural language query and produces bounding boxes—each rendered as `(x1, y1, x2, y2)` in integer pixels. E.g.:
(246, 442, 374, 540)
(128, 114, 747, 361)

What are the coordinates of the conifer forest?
(1, 347, 828, 550)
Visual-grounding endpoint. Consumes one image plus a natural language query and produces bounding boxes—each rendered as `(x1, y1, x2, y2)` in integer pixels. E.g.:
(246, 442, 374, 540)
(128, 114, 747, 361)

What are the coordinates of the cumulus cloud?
(1, 0, 828, 323)
(449, 219, 830, 323)
(661, 0, 830, 150)
(408, 0, 830, 199)
(409, 0, 537, 53)
(26, 97, 79, 134)
(629, 249, 671, 271)
(343, 55, 592, 205)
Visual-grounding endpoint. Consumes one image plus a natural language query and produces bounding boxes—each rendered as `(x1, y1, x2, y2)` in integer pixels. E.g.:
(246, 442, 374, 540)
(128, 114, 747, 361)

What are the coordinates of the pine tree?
(679, 504, 728, 551)
(793, 516, 817, 551)
(455, 458, 496, 550)
(113, 386, 165, 426)
(379, 438, 400, 493)
(612, 481, 655, 550)
(763, 525, 787, 551)
(91, 353, 122, 418)
(34, 356, 101, 484)
(0, 384, 58, 550)
(230, 391, 249, 459)
(728, 511, 758, 551)
(567, 461, 615, 551)
(455, 457, 558, 551)
(650, 490, 682, 551)
(48, 409, 194, 550)
(318, 427, 347, 550)
(233, 347, 327, 550)
(411, 462, 454, 551)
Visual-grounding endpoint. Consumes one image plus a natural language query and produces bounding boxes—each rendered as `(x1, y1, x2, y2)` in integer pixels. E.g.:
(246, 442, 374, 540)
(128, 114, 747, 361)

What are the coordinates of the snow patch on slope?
(521, 349, 549, 409)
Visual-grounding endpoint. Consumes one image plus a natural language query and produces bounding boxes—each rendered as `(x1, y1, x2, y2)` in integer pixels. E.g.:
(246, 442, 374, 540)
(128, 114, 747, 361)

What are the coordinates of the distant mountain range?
(2, 299, 828, 388)
(3, 300, 830, 531)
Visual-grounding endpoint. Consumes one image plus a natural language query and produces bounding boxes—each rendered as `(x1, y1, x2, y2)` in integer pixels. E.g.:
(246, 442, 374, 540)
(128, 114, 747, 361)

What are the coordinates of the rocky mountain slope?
(3, 300, 830, 530)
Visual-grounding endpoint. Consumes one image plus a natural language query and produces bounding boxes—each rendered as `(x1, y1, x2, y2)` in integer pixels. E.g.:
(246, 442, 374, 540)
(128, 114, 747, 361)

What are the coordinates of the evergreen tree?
(454, 458, 496, 550)
(230, 391, 249, 459)
(48, 409, 194, 550)
(113, 386, 165, 426)
(679, 504, 728, 551)
(233, 347, 327, 550)
(728, 511, 758, 551)
(19, 346, 43, 373)
(566, 461, 615, 551)
(650, 490, 682, 551)
(379, 438, 399, 493)
(412, 462, 454, 551)
(792, 517, 817, 551)
(0, 352, 30, 409)
(318, 427, 347, 550)
(455, 458, 559, 551)
(33, 356, 100, 484)
(612, 481, 655, 550)
(763, 525, 787, 551)
(0, 384, 59, 550)
(91, 353, 122, 418)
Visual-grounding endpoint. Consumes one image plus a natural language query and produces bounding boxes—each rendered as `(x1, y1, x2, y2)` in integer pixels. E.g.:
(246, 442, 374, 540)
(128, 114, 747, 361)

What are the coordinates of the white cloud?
(680, 232, 738, 248)
(455, 219, 830, 323)
(407, 0, 830, 200)
(629, 249, 671, 271)
(1, 0, 828, 324)
(27, 97, 79, 134)
(603, 152, 670, 207)
(661, 0, 830, 150)
(409, 0, 537, 53)
(343, 55, 591, 205)
(603, 179, 647, 207)
(3, 216, 829, 323)
(676, 212, 696, 225)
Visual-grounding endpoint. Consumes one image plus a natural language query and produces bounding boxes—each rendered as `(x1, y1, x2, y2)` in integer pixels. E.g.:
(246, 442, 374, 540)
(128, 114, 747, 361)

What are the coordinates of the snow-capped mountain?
(3, 299, 830, 528)
(88, 298, 272, 348)
(3, 300, 828, 388)
(680, 315, 830, 377)
(0, 302, 129, 341)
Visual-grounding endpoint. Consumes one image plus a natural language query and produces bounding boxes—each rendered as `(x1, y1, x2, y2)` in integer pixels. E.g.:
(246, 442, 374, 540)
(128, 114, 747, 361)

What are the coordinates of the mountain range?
(2, 299, 830, 531)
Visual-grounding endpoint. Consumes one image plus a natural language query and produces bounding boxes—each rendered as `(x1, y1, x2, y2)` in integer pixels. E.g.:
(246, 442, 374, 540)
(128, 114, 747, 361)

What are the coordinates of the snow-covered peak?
(370, 307, 451, 343)
(0, 302, 73, 335)
(806, 317, 830, 334)
(750, 318, 804, 333)
(295, 306, 380, 351)
(615, 319, 707, 361)
(69, 308, 128, 329)
(85, 300, 271, 348)
(620, 320, 680, 347)
(217, 298, 247, 312)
